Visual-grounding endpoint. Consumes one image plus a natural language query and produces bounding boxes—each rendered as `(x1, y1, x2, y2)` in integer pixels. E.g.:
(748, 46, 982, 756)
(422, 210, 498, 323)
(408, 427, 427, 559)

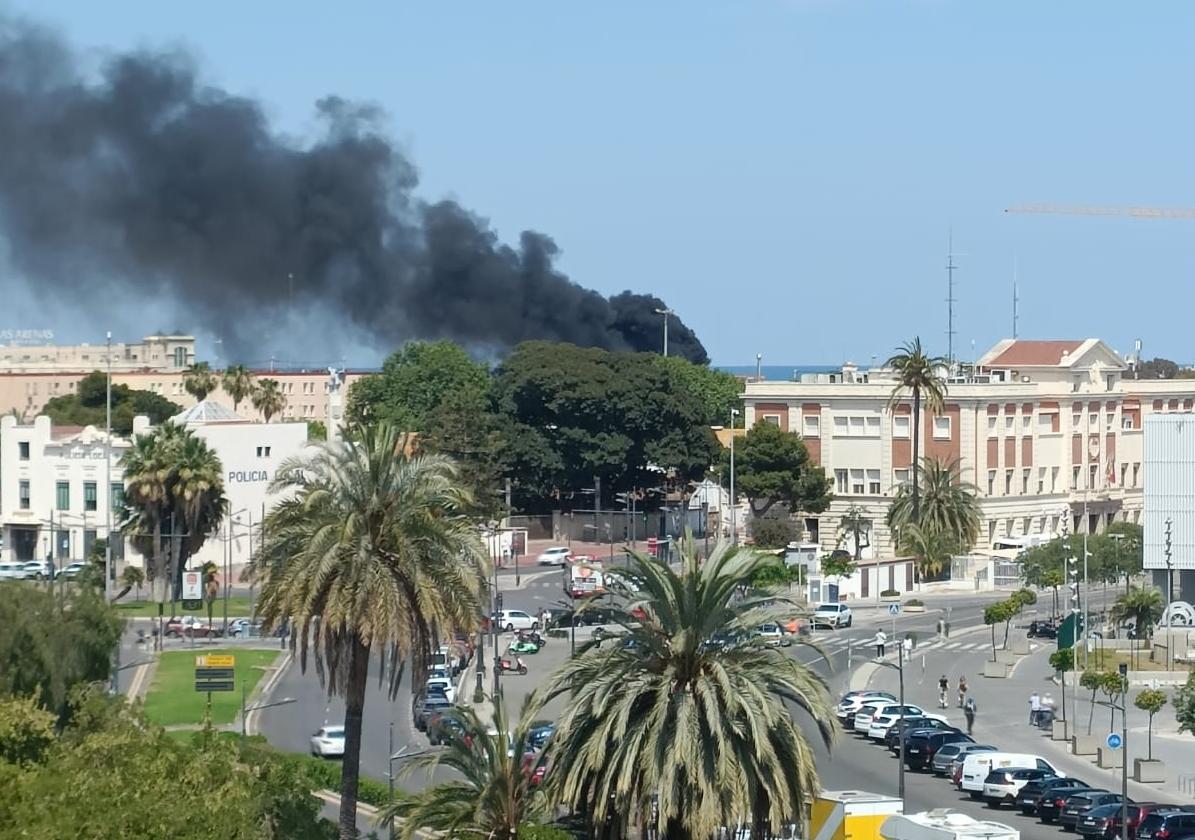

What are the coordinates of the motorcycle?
(517, 630, 546, 647)
(509, 638, 542, 655)
(497, 656, 528, 676)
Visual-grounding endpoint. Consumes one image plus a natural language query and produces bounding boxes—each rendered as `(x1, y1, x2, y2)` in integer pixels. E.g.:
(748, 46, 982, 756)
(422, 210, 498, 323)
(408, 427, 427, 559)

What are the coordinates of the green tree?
(838, 504, 870, 565)
(252, 378, 286, 422)
(886, 457, 980, 554)
(121, 565, 146, 601)
(1050, 648, 1074, 727)
(1080, 670, 1105, 735)
(183, 361, 219, 401)
(1110, 586, 1165, 639)
(898, 522, 958, 582)
(378, 695, 548, 840)
(41, 371, 181, 435)
(0, 585, 123, 717)
(885, 338, 948, 524)
(254, 423, 487, 839)
(306, 419, 328, 441)
(1135, 688, 1167, 760)
(530, 538, 835, 840)
(0, 694, 57, 766)
(749, 514, 798, 548)
(652, 355, 743, 427)
(725, 420, 832, 518)
(221, 364, 256, 414)
(421, 387, 509, 521)
(751, 558, 803, 588)
(1102, 522, 1144, 592)
(1100, 670, 1128, 731)
(1173, 672, 1195, 736)
(821, 550, 858, 581)
(346, 340, 490, 430)
(121, 424, 228, 601)
(984, 600, 1016, 656)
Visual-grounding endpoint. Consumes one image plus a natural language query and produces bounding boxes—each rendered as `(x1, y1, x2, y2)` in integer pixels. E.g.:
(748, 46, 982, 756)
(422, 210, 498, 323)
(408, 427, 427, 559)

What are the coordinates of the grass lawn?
(1085, 648, 1192, 673)
(143, 647, 281, 727)
(113, 596, 256, 618)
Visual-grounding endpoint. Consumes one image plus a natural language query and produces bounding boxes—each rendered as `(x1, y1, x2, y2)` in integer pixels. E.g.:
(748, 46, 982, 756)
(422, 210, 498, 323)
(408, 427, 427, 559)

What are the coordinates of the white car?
(960, 751, 1058, 795)
(22, 561, 52, 580)
(497, 609, 538, 632)
(310, 725, 346, 758)
(854, 702, 923, 735)
(812, 603, 853, 628)
(866, 709, 942, 740)
(754, 623, 791, 647)
(0, 562, 26, 580)
(536, 547, 572, 567)
(426, 676, 456, 704)
(835, 691, 896, 721)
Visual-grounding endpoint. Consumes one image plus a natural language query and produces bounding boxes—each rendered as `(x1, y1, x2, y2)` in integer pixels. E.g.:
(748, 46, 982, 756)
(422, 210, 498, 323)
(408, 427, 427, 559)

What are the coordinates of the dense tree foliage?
(494, 342, 721, 512)
(1133, 357, 1195, 380)
(347, 340, 491, 430)
(887, 458, 980, 555)
(41, 371, 181, 434)
(749, 514, 799, 548)
(0, 585, 122, 718)
(1020, 523, 1144, 596)
(724, 421, 832, 518)
(885, 337, 947, 523)
(653, 355, 742, 427)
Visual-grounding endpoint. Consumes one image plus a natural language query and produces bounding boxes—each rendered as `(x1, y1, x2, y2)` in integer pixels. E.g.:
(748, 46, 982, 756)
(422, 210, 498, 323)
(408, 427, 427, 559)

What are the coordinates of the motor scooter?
(497, 656, 528, 676)
(509, 638, 542, 655)
(517, 630, 547, 647)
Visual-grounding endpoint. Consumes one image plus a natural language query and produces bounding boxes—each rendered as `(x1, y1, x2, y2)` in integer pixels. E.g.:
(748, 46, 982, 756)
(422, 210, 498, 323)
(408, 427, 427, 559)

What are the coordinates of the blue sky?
(10, 1, 1194, 365)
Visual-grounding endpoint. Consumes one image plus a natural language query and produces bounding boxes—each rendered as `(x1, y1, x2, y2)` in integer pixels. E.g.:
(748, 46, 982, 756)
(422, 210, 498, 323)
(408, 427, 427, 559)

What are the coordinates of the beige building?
(0, 334, 195, 373)
(742, 338, 1195, 556)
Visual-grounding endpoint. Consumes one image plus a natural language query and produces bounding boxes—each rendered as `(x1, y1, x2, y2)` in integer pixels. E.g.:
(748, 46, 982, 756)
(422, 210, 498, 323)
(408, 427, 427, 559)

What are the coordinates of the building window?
(1071, 466, 1080, 489)
(1089, 413, 1098, 429)
(1038, 414, 1053, 433)
(109, 530, 125, 561)
(111, 483, 125, 512)
(802, 415, 820, 437)
(761, 414, 781, 427)
(56, 481, 70, 511)
(1051, 467, 1059, 493)
(1105, 413, 1114, 431)
(1122, 416, 1134, 430)
(865, 417, 880, 436)
(19, 480, 30, 509)
(1022, 469, 1031, 494)
(1004, 470, 1013, 495)
(833, 417, 848, 435)
(1037, 467, 1046, 494)
(1089, 464, 1098, 489)
(54, 529, 68, 559)
(867, 469, 881, 495)
(1005, 415, 1014, 432)
(255, 446, 273, 458)
(1022, 415, 1032, 432)
(83, 482, 97, 512)
(1120, 463, 1128, 486)
(933, 416, 951, 439)
(18, 441, 29, 460)
(849, 417, 865, 436)
(850, 469, 865, 495)
(893, 416, 910, 438)
(893, 468, 910, 486)
(987, 470, 996, 496)
(987, 416, 997, 436)
(1072, 412, 1082, 428)
(988, 520, 996, 542)
(83, 530, 97, 558)
(835, 469, 848, 494)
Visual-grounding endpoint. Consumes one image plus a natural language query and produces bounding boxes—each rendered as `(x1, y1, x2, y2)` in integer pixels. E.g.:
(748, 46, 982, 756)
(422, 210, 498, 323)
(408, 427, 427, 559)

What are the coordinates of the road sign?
(1105, 732, 1123, 750)
(196, 654, 235, 668)
(195, 666, 235, 693)
(182, 570, 203, 600)
(889, 604, 901, 615)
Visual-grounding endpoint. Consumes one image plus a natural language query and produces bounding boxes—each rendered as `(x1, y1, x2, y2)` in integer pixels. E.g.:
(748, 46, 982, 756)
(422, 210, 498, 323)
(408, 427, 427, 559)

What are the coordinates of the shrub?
(881, 589, 899, 597)
(748, 515, 798, 549)
(905, 599, 924, 607)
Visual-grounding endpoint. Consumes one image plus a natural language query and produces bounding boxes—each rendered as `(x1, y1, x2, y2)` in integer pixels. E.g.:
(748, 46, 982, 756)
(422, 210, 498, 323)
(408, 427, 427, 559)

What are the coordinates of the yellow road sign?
(196, 654, 236, 668)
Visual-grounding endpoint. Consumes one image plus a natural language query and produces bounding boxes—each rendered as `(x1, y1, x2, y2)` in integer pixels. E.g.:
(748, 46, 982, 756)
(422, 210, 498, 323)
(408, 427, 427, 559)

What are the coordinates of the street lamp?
(755, 353, 763, 382)
(729, 408, 740, 546)
(653, 307, 675, 357)
(1096, 663, 1130, 840)
(874, 643, 908, 799)
(241, 694, 295, 740)
(386, 735, 429, 840)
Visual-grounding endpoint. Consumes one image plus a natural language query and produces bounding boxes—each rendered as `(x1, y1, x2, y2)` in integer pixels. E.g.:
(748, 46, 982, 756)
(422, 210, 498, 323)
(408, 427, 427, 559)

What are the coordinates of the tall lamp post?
(729, 408, 739, 546)
(653, 307, 674, 357)
(874, 643, 908, 799)
(1096, 663, 1130, 840)
(105, 331, 117, 692)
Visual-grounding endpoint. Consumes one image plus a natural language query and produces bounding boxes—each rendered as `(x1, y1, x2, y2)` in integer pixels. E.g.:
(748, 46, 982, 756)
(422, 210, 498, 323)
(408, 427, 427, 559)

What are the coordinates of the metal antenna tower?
(945, 230, 958, 363)
(1012, 256, 1020, 339)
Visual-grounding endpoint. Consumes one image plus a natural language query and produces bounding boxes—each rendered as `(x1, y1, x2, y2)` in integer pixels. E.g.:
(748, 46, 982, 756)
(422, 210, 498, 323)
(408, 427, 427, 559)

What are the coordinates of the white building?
(0, 402, 310, 572)
(1143, 413, 1195, 600)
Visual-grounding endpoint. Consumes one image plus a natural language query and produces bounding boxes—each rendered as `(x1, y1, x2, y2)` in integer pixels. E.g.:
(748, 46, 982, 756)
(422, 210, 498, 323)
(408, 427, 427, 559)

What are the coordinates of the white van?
(959, 751, 1061, 795)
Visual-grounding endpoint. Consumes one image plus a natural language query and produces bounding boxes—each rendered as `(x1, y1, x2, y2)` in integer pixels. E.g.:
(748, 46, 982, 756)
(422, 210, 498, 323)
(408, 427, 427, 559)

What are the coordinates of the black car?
(1039, 786, 1100, 823)
(1016, 777, 1088, 815)
(413, 694, 455, 732)
(903, 731, 972, 770)
(1077, 803, 1133, 839)
(1138, 810, 1195, 840)
(1061, 792, 1126, 830)
(1028, 620, 1059, 639)
(548, 607, 616, 629)
(884, 717, 958, 752)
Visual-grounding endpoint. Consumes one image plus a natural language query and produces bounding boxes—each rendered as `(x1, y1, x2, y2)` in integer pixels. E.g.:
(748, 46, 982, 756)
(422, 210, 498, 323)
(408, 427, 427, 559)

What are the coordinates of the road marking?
(245, 651, 293, 737)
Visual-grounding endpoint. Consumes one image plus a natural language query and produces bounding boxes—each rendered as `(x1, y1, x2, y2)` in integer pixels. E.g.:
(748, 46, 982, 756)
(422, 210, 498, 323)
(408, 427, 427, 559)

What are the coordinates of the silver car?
(933, 742, 996, 776)
(310, 725, 346, 758)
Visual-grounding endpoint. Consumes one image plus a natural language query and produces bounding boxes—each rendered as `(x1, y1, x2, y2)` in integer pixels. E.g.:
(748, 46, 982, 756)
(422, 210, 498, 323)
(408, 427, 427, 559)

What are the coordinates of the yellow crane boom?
(1005, 203, 1195, 219)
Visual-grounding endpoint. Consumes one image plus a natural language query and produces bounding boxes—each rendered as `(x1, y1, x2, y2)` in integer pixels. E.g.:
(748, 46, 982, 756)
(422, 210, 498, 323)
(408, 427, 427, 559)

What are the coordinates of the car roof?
(321, 725, 345, 734)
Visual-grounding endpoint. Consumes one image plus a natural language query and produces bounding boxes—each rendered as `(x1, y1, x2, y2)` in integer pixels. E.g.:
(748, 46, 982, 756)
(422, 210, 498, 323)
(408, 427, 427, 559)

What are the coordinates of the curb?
(244, 650, 293, 737)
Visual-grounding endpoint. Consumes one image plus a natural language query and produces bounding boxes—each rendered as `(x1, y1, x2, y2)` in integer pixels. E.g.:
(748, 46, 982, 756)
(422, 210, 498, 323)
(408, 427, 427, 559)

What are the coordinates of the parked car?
(548, 607, 615, 630)
(426, 713, 466, 746)
(931, 741, 993, 776)
(228, 619, 270, 638)
(310, 725, 346, 758)
(753, 623, 791, 647)
(1016, 777, 1090, 815)
(1038, 787, 1101, 824)
(960, 751, 1059, 796)
(426, 676, 456, 704)
(59, 562, 88, 580)
(1028, 620, 1059, 639)
(1060, 792, 1126, 830)
(1107, 804, 1189, 840)
(1078, 803, 1135, 838)
(496, 610, 538, 632)
(21, 561, 52, 580)
(885, 717, 958, 753)
(811, 603, 852, 628)
(0, 561, 27, 580)
(857, 703, 926, 737)
(836, 691, 896, 725)
(527, 723, 555, 751)
(535, 546, 572, 567)
(413, 694, 455, 732)
(904, 731, 972, 770)
(982, 767, 1057, 807)
(1138, 809, 1195, 840)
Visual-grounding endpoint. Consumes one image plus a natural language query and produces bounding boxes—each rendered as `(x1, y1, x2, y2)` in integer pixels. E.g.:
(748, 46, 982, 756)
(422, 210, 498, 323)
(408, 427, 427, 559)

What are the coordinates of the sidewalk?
(854, 638, 1195, 803)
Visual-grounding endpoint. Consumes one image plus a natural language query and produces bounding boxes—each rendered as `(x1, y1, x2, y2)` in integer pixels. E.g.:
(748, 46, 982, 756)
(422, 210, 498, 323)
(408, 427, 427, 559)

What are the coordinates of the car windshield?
(323, 727, 345, 737)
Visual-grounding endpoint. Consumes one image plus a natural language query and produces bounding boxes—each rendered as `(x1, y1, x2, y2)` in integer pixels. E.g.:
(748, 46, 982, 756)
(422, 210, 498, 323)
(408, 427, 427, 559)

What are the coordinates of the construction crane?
(1005, 204, 1195, 219)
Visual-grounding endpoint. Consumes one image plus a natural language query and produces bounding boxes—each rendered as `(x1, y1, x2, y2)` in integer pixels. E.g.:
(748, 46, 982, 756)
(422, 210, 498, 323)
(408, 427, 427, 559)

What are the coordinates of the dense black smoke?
(0, 16, 708, 365)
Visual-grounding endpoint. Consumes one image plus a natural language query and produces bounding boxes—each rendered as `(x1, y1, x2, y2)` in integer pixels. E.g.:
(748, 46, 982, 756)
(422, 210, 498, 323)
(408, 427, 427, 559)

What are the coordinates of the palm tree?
(253, 423, 487, 839)
(121, 423, 227, 600)
(377, 695, 548, 840)
(121, 565, 146, 601)
(530, 537, 836, 840)
(885, 338, 948, 524)
(221, 364, 255, 413)
(1110, 586, 1165, 639)
(886, 457, 981, 553)
(252, 378, 286, 422)
(183, 362, 218, 401)
(898, 522, 958, 582)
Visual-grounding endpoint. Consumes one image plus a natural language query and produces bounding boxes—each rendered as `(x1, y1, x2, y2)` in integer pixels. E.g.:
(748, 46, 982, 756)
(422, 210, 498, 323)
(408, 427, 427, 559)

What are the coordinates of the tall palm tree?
(221, 364, 255, 414)
(377, 695, 548, 840)
(530, 538, 836, 840)
(886, 457, 981, 553)
(885, 338, 948, 524)
(898, 522, 958, 582)
(121, 423, 227, 599)
(253, 423, 487, 839)
(183, 361, 219, 401)
(252, 378, 286, 423)
(1110, 586, 1165, 639)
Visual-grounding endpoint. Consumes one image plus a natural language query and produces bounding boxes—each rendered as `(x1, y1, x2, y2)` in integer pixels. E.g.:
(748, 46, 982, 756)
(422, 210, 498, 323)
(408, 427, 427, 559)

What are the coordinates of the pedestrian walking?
(938, 675, 950, 709)
(963, 696, 977, 735)
(902, 635, 914, 658)
(1040, 693, 1056, 728)
(875, 629, 887, 659)
(957, 675, 968, 708)
(1029, 691, 1042, 726)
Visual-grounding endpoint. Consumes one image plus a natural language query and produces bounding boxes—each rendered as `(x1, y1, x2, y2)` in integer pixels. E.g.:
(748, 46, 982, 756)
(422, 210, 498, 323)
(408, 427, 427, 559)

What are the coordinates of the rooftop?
(170, 400, 248, 426)
(978, 339, 1088, 368)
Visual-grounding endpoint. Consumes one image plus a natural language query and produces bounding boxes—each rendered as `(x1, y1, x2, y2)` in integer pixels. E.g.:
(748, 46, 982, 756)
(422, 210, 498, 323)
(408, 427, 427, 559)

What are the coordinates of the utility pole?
(729, 408, 739, 546)
(653, 307, 675, 357)
(105, 331, 117, 692)
(1165, 518, 1174, 673)
(945, 230, 958, 364)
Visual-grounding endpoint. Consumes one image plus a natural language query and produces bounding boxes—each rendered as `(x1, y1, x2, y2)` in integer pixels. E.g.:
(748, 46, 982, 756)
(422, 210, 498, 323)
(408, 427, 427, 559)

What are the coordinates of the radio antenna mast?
(946, 230, 958, 363)
(1012, 256, 1020, 339)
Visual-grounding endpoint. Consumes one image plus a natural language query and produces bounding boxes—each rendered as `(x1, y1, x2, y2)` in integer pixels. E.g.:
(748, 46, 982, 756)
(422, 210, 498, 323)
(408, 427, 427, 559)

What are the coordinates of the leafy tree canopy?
(723, 421, 832, 518)
(41, 371, 181, 435)
(493, 342, 721, 512)
(652, 355, 742, 427)
(1134, 358, 1195, 380)
(347, 340, 491, 430)
(749, 514, 798, 549)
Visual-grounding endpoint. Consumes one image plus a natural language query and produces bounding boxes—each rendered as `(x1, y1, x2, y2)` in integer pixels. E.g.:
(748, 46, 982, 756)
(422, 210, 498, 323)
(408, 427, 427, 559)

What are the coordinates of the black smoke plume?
(0, 16, 708, 365)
